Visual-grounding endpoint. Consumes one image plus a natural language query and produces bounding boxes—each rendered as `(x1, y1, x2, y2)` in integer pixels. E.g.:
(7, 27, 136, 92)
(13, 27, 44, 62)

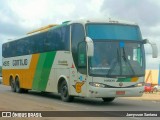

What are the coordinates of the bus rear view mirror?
(150, 43, 158, 58)
(143, 39, 158, 58)
(86, 37, 94, 57)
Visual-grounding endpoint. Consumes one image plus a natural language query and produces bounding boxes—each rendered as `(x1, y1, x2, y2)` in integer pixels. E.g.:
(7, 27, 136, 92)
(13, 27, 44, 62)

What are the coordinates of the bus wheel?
(102, 97, 115, 102)
(22, 89, 28, 93)
(15, 78, 23, 93)
(10, 79, 16, 92)
(60, 81, 73, 102)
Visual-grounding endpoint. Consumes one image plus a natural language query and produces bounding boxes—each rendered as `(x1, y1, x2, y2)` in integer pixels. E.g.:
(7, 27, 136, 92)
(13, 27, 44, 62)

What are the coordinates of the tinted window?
(86, 24, 141, 40)
(61, 26, 70, 50)
(71, 23, 85, 71)
(2, 25, 70, 58)
(47, 25, 70, 51)
(72, 24, 85, 51)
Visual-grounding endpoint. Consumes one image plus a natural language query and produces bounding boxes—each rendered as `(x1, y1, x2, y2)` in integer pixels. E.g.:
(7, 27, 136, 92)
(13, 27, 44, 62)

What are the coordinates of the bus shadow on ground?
(26, 90, 62, 100)
(24, 90, 135, 107)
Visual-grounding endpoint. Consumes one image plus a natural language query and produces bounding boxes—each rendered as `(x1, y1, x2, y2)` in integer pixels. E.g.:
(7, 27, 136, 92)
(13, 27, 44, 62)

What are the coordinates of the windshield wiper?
(122, 48, 127, 61)
(122, 48, 135, 75)
(107, 48, 120, 76)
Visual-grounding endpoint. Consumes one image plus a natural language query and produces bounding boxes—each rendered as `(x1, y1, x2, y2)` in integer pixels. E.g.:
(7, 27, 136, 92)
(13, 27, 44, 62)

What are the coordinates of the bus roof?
(27, 24, 57, 35)
(4, 18, 138, 43)
(67, 18, 138, 26)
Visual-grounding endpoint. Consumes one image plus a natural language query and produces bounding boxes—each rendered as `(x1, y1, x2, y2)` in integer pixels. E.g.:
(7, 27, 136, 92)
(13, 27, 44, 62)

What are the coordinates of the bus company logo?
(58, 60, 68, 66)
(72, 82, 84, 93)
(2, 112, 11, 117)
(119, 82, 123, 87)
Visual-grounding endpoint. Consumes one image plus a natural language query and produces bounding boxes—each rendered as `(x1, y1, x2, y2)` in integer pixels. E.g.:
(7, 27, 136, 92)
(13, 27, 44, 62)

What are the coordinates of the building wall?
(145, 70, 159, 85)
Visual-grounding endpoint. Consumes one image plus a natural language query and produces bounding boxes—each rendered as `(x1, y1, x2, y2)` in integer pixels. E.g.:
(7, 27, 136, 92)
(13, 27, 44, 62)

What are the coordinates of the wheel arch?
(57, 75, 69, 93)
(9, 75, 14, 85)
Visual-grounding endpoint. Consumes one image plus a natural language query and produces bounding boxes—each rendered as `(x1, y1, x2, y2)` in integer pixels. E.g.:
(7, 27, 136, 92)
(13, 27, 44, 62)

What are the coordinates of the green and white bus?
(2, 19, 158, 102)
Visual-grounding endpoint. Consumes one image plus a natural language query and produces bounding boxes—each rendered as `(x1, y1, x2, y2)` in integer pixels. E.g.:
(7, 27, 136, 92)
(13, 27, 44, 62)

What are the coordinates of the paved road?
(0, 84, 160, 120)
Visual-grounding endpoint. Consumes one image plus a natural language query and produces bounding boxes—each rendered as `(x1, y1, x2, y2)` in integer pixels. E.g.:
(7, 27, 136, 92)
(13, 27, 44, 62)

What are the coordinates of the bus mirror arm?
(143, 39, 158, 58)
(86, 37, 94, 57)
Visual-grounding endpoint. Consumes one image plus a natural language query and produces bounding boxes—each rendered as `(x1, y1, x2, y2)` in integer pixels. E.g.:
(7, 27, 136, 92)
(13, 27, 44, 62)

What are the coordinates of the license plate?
(116, 91, 125, 95)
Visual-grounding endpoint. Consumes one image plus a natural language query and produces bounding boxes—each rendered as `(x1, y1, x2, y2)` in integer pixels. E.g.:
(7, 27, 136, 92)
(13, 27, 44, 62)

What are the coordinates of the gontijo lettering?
(12, 59, 28, 66)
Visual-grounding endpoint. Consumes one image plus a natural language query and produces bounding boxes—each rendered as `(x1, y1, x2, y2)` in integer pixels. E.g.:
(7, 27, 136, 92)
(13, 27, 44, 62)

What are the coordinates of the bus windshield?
(89, 41, 145, 77)
(86, 24, 145, 77)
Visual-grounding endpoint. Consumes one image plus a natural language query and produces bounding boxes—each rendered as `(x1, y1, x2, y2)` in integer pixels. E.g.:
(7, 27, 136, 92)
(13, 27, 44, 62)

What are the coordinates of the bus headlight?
(135, 82, 145, 87)
(89, 82, 105, 88)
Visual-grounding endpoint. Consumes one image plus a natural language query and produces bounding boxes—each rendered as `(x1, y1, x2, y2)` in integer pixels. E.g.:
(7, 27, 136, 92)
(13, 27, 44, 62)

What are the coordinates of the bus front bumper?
(87, 86, 144, 98)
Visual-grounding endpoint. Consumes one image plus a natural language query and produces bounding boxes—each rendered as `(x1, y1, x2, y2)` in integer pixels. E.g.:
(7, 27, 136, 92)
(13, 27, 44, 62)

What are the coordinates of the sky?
(0, 0, 160, 69)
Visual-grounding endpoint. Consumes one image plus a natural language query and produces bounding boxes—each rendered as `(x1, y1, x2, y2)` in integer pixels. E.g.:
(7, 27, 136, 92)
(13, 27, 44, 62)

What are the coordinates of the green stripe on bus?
(38, 52, 56, 91)
(117, 78, 131, 82)
(32, 51, 56, 91)
(32, 53, 47, 90)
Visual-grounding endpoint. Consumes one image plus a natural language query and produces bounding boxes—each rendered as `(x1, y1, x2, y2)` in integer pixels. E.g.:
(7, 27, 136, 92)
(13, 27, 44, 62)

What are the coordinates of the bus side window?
(47, 29, 56, 51)
(38, 32, 46, 53)
(55, 28, 63, 50)
(71, 23, 85, 68)
(46, 25, 70, 52)
(61, 26, 70, 51)
(10, 41, 16, 57)
(47, 28, 61, 51)
(2, 43, 8, 58)
(78, 42, 87, 67)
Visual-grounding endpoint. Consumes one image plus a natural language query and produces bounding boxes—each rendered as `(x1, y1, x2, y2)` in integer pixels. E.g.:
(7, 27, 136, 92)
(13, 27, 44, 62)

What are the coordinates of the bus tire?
(15, 77, 23, 93)
(10, 78, 16, 92)
(60, 80, 74, 102)
(22, 89, 28, 93)
(102, 97, 115, 102)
